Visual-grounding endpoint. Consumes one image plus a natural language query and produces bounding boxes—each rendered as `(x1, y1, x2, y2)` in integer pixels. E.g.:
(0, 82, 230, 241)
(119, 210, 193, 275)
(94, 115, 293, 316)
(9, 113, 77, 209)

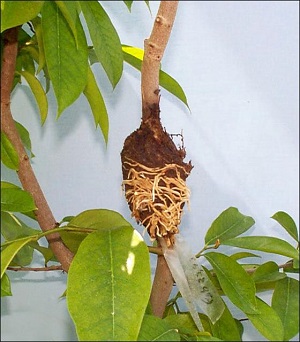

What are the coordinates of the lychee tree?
(1, 1, 299, 341)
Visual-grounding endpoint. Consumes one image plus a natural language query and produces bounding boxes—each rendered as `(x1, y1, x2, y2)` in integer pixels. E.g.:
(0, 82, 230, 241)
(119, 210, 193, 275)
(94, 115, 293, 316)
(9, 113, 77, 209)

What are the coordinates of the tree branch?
(140, 0, 179, 318)
(1, 27, 73, 272)
(139, 1, 180, 317)
(7, 265, 63, 272)
(141, 1, 179, 122)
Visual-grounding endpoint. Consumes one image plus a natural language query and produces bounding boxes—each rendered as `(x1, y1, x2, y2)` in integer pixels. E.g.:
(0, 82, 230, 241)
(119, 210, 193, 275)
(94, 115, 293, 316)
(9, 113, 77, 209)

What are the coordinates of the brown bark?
(139, 1, 180, 317)
(141, 1, 179, 122)
(1, 28, 73, 272)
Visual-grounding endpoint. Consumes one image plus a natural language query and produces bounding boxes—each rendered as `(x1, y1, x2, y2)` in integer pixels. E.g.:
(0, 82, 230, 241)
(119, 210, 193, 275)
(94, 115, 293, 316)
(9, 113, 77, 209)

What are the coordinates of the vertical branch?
(1, 28, 73, 272)
(141, 1, 179, 122)
(140, 1, 179, 317)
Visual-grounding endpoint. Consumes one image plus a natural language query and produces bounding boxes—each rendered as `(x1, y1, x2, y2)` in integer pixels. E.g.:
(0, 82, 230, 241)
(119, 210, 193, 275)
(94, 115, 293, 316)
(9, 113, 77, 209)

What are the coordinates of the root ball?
(121, 104, 193, 246)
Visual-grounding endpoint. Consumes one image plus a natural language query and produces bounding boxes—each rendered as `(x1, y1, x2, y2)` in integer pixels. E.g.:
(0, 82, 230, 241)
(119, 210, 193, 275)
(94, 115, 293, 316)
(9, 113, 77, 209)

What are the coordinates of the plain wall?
(1, 1, 299, 341)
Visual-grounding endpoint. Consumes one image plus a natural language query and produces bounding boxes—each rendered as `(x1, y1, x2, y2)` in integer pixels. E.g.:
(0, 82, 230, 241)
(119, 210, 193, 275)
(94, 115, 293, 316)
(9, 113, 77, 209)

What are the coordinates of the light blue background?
(1, 1, 299, 341)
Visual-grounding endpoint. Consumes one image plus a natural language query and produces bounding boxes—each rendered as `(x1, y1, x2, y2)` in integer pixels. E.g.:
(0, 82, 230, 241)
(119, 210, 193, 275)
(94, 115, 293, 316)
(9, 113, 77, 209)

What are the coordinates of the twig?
(148, 246, 164, 256)
(140, 0, 179, 317)
(7, 265, 63, 272)
(141, 1, 179, 122)
(0, 27, 73, 272)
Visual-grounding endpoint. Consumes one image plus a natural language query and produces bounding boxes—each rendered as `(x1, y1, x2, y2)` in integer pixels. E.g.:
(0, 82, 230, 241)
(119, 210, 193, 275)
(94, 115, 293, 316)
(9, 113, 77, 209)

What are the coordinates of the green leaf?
(67, 208, 132, 229)
(251, 261, 286, 284)
(41, 1, 88, 115)
(54, 1, 78, 47)
(222, 236, 299, 260)
(60, 209, 131, 253)
(204, 207, 255, 246)
(18, 70, 48, 124)
(138, 315, 180, 341)
(122, 45, 189, 109)
(271, 211, 299, 242)
(247, 297, 284, 341)
(0, 211, 51, 264)
(19, 50, 36, 74)
(80, 1, 123, 88)
(123, 1, 133, 11)
(67, 226, 151, 341)
(1, 273, 12, 297)
(230, 251, 260, 261)
(1, 1, 44, 32)
(209, 303, 242, 341)
(204, 252, 258, 314)
(31, 16, 46, 74)
(1, 132, 19, 170)
(83, 66, 109, 143)
(1, 187, 36, 213)
(163, 313, 212, 337)
(0, 182, 19, 189)
(1, 236, 33, 278)
(272, 277, 299, 340)
(159, 70, 190, 110)
(15, 121, 35, 158)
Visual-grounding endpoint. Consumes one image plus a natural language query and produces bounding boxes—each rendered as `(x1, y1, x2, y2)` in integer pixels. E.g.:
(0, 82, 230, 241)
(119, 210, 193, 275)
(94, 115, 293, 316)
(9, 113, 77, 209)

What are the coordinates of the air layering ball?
(121, 104, 193, 247)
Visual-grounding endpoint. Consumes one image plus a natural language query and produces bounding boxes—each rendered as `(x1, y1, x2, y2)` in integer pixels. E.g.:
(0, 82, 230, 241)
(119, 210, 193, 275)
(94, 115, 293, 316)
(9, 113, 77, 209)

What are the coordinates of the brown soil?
(121, 103, 193, 245)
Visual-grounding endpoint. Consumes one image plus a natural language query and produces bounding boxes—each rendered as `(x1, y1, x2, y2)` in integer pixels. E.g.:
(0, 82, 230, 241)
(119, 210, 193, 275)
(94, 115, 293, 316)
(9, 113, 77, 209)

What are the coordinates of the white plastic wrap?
(163, 235, 225, 329)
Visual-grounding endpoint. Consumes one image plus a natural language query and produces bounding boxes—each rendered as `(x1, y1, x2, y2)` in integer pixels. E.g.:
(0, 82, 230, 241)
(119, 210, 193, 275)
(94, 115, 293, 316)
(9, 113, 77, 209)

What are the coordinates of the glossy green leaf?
(272, 277, 299, 340)
(83, 66, 109, 143)
(21, 45, 40, 64)
(204, 252, 258, 314)
(164, 315, 222, 341)
(222, 236, 299, 260)
(230, 251, 260, 261)
(0, 211, 51, 263)
(67, 208, 132, 229)
(15, 121, 35, 158)
(54, 1, 78, 47)
(0, 182, 19, 189)
(209, 303, 242, 341)
(271, 211, 299, 242)
(247, 297, 284, 341)
(1, 132, 19, 170)
(204, 207, 255, 246)
(31, 16, 46, 74)
(19, 50, 36, 74)
(293, 258, 299, 271)
(138, 315, 180, 341)
(67, 227, 151, 341)
(41, 1, 88, 116)
(1, 187, 36, 213)
(1, 1, 44, 32)
(1, 273, 12, 297)
(80, 1, 123, 88)
(18, 70, 48, 124)
(123, 1, 133, 11)
(122, 45, 189, 109)
(251, 261, 286, 284)
(1, 236, 33, 278)
(159, 70, 190, 109)
(1, 212, 37, 264)
(61, 209, 131, 253)
(193, 335, 223, 341)
(164, 313, 212, 337)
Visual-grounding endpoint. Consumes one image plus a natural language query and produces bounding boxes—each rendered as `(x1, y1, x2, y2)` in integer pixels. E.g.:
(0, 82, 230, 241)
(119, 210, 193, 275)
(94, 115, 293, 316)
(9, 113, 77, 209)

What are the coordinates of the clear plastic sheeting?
(163, 235, 225, 328)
